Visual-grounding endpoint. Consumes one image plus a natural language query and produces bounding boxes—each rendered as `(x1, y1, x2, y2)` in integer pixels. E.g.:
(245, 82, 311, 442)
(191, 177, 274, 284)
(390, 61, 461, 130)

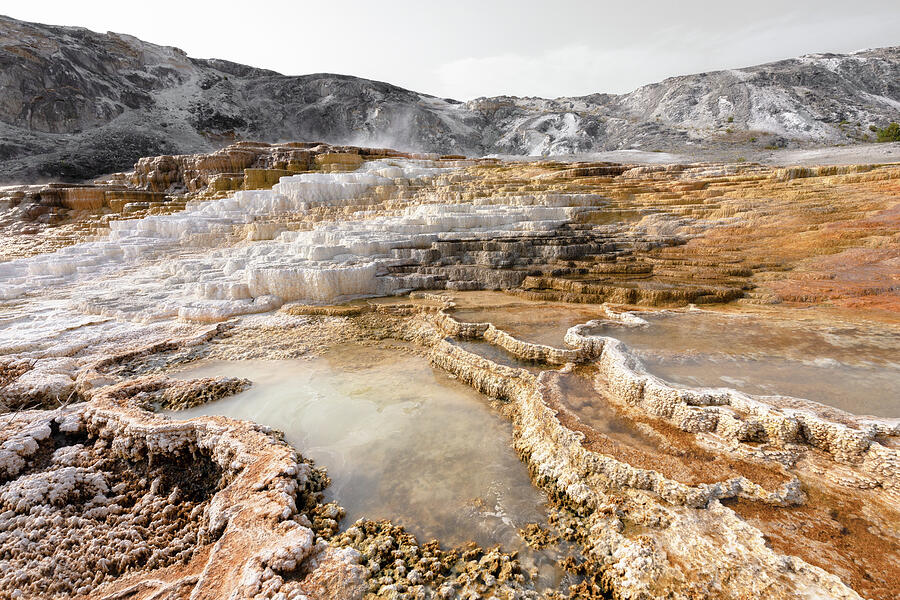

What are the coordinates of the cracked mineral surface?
(0, 144, 898, 599)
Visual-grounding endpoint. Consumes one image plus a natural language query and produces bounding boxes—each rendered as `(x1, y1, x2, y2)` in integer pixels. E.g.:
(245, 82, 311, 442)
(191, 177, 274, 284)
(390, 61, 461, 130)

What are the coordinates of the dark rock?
(1, 14, 899, 183)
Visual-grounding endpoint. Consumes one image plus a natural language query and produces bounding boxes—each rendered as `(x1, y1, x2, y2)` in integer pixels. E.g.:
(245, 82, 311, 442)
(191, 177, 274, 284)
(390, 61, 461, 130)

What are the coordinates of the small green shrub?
(869, 125, 878, 132)
(727, 116, 734, 123)
(749, 137, 757, 142)
(875, 122, 900, 142)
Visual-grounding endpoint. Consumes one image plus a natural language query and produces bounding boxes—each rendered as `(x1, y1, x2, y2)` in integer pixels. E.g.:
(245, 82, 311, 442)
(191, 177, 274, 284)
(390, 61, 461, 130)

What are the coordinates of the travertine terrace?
(1, 143, 898, 599)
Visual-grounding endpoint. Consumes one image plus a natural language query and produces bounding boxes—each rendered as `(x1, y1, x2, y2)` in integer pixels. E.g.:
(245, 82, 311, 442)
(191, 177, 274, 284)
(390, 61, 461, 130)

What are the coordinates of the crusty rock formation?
(418, 297, 899, 599)
(128, 141, 424, 194)
(0, 142, 434, 261)
(1, 146, 898, 598)
(0, 367, 574, 600)
(0, 396, 367, 600)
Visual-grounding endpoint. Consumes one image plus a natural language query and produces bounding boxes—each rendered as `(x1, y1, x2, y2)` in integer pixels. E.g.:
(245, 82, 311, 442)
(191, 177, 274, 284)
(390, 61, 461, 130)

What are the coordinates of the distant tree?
(876, 123, 900, 142)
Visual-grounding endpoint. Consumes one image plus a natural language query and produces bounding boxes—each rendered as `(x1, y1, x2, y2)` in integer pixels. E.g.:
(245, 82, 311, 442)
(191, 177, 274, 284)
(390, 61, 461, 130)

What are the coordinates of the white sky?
(3, 1, 899, 100)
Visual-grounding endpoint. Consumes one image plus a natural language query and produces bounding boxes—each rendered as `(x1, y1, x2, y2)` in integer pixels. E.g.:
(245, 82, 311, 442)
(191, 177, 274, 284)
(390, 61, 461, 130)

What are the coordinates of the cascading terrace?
(1, 147, 898, 600)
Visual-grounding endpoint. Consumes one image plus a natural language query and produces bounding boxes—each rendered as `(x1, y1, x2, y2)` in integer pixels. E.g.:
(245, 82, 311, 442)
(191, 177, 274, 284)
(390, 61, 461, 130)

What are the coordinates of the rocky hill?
(2, 14, 899, 182)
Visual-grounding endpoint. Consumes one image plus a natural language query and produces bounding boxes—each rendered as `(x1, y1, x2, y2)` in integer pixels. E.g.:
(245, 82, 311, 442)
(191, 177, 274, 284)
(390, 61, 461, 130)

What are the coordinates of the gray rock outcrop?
(2, 14, 899, 183)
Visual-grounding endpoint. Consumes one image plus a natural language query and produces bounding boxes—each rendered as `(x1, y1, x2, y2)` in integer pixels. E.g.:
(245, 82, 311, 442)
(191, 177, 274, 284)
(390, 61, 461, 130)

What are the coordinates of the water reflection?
(590, 310, 900, 417)
(449, 291, 607, 347)
(166, 344, 569, 587)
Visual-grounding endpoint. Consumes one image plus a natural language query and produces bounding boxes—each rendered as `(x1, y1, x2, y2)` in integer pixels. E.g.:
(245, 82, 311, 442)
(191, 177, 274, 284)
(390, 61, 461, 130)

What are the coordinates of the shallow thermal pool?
(167, 344, 569, 586)
(448, 291, 609, 347)
(450, 339, 558, 374)
(589, 309, 900, 418)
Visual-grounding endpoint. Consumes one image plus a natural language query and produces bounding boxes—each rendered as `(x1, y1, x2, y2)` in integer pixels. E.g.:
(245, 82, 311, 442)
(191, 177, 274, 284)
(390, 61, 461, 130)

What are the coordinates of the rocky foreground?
(0, 143, 898, 599)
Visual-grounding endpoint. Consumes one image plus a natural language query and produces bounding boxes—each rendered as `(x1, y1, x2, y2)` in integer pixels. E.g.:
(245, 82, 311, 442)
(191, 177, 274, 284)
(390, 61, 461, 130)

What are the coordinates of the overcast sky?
(4, 1, 899, 100)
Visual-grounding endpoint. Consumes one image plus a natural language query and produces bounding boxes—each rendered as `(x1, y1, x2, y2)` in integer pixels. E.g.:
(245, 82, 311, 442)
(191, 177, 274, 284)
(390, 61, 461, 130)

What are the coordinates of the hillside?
(2, 14, 899, 182)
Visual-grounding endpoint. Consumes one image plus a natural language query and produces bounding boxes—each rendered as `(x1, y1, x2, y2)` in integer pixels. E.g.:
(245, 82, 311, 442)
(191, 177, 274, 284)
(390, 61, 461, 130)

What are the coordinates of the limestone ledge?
(426, 318, 800, 509)
(567, 318, 900, 461)
(433, 311, 587, 365)
(419, 310, 864, 600)
(431, 304, 900, 484)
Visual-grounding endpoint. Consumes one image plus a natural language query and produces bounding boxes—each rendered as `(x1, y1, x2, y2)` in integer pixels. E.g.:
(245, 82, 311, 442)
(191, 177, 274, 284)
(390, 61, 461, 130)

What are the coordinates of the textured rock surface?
(0, 396, 367, 600)
(420, 298, 899, 599)
(2, 155, 898, 406)
(2, 14, 900, 182)
(1, 146, 898, 598)
(0, 368, 570, 599)
(0, 142, 425, 261)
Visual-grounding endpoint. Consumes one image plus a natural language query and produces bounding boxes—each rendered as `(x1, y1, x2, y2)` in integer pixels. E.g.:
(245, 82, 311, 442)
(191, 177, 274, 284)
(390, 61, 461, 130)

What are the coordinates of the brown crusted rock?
(0, 398, 365, 600)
